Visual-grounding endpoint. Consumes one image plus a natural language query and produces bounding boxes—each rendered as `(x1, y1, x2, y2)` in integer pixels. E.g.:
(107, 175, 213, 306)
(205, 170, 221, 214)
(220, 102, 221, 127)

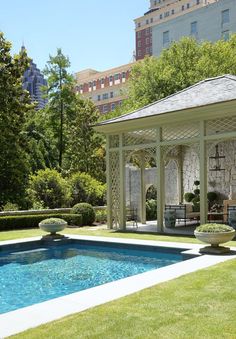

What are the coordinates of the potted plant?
(194, 223, 235, 254)
(39, 218, 67, 237)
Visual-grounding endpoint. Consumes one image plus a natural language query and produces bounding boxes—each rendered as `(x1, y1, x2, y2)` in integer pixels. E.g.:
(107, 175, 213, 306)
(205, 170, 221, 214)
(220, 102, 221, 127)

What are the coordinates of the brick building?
(135, 0, 236, 60)
(75, 62, 133, 114)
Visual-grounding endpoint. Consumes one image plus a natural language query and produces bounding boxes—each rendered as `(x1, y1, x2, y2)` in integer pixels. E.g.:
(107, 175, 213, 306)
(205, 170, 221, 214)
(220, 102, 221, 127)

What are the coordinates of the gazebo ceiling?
(94, 75, 236, 134)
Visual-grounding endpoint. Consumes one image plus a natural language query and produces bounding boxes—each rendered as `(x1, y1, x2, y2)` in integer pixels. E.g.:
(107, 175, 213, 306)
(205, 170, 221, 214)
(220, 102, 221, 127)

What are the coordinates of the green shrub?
(27, 169, 71, 209)
(39, 218, 67, 225)
(146, 199, 157, 221)
(69, 172, 106, 206)
(207, 191, 218, 202)
(194, 180, 200, 186)
(2, 202, 19, 211)
(95, 209, 107, 223)
(71, 203, 96, 226)
(0, 213, 82, 231)
(196, 224, 234, 233)
(184, 192, 195, 202)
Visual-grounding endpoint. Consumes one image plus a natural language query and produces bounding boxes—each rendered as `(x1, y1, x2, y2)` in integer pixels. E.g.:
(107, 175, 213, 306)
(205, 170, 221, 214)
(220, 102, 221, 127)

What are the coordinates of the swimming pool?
(0, 239, 185, 314)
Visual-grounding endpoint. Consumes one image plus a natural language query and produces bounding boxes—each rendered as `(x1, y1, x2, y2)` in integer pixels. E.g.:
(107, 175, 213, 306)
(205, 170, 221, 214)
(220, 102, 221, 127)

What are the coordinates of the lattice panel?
(109, 135, 119, 148)
(162, 122, 199, 141)
(125, 148, 156, 168)
(123, 129, 156, 146)
(109, 151, 120, 228)
(206, 116, 236, 136)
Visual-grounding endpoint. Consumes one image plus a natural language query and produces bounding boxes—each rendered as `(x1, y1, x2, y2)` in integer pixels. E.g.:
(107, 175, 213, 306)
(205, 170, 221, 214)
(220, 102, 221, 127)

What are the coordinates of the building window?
(122, 72, 126, 78)
(89, 82, 92, 88)
(187, 3, 190, 9)
(146, 19, 149, 24)
(80, 85, 83, 91)
(145, 28, 150, 35)
(163, 31, 170, 46)
(110, 92, 114, 98)
(111, 103, 116, 111)
(196, 0, 200, 5)
(101, 78, 104, 85)
(160, 14, 163, 19)
(114, 73, 119, 81)
(146, 47, 150, 54)
(109, 75, 113, 82)
(222, 9, 230, 26)
(138, 50, 142, 57)
(150, 18, 153, 23)
(182, 5, 184, 11)
(97, 95, 101, 101)
(164, 12, 169, 18)
(102, 93, 109, 100)
(222, 30, 230, 41)
(137, 31, 141, 38)
(191, 21, 198, 36)
(103, 105, 108, 113)
(138, 40, 141, 47)
(171, 9, 175, 15)
(146, 37, 149, 44)
(93, 80, 96, 87)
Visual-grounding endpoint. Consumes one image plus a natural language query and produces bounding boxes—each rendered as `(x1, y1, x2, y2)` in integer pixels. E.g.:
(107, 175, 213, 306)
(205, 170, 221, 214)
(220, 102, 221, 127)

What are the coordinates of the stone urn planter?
(39, 218, 67, 238)
(194, 223, 235, 254)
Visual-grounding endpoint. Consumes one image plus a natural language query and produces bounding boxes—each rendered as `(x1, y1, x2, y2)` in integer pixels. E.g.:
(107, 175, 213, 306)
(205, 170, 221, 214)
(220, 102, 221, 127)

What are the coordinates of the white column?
(140, 155, 146, 224)
(199, 121, 208, 225)
(119, 134, 126, 230)
(156, 127, 165, 233)
(106, 136, 113, 229)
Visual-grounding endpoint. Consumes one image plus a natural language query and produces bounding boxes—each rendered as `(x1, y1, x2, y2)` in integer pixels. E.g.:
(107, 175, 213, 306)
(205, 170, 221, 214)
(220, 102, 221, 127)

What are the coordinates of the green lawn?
(1, 226, 236, 247)
(1, 227, 235, 339)
(10, 259, 236, 339)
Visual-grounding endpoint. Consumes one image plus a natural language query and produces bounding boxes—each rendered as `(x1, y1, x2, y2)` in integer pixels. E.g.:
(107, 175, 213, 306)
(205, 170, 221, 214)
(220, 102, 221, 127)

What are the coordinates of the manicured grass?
(1, 226, 236, 246)
(11, 258, 236, 339)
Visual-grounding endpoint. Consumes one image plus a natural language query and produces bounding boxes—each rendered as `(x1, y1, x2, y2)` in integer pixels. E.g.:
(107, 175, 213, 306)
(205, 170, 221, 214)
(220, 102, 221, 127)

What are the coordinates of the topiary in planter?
(39, 217, 67, 236)
(184, 192, 195, 203)
(71, 203, 95, 226)
(194, 223, 235, 254)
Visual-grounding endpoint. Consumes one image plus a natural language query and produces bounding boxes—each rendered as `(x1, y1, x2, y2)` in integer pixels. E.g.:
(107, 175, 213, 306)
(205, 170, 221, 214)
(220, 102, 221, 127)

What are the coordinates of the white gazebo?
(94, 75, 236, 232)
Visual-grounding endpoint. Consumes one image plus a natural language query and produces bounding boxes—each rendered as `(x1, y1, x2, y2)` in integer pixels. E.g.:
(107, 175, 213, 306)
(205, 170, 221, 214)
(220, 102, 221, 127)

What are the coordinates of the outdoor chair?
(165, 204, 200, 226)
(227, 205, 236, 229)
(126, 206, 138, 227)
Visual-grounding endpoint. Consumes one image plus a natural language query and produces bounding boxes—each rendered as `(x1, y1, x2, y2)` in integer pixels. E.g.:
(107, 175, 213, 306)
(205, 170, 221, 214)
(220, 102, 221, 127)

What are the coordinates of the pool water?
(0, 241, 183, 314)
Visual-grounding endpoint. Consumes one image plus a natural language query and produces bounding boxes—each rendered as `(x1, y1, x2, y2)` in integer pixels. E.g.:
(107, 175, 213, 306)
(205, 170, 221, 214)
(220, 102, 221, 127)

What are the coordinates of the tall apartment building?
(22, 47, 48, 109)
(75, 62, 133, 114)
(135, 0, 236, 59)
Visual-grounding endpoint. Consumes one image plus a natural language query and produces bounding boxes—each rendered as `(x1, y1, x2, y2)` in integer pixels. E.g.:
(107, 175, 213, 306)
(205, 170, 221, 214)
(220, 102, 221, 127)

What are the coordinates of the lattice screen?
(109, 151, 120, 228)
(109, 135, 119, 148)
(206, 116, 236, 136)
(125, 147, 156, 167)
(123, 129, 156, 146)
(162, 122, 199, 141)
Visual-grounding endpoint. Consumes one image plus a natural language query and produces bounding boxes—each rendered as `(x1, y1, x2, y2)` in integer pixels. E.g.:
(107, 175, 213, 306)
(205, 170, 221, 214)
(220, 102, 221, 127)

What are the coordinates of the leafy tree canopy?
(102, 35, 236, 120)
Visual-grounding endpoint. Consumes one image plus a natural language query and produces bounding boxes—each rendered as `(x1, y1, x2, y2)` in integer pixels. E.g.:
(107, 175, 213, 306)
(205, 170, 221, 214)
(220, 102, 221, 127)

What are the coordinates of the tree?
(0, 32, 33, 207)
(43, 48, 76, 170)
(65, 97, 106, 181)
(27, 168, 71, 209)
(119, 35, 236, 114)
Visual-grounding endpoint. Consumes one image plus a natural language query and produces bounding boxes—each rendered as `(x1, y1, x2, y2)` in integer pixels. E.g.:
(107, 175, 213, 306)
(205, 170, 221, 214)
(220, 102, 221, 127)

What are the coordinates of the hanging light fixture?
(209, 144, 225, 172)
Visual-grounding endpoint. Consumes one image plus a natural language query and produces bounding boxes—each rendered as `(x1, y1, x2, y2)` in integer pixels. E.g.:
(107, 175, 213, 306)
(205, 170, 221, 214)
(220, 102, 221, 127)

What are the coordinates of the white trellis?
(96, 76, 236, 232)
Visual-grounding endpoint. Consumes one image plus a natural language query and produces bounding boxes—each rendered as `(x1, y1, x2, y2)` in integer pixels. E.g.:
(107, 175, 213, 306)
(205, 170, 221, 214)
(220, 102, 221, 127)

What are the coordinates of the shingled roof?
(96, 75, 236, 127)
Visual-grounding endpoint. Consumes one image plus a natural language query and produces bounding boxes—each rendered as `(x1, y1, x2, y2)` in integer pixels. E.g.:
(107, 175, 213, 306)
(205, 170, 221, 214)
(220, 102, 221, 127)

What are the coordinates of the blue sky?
(0, 0, 147, 73)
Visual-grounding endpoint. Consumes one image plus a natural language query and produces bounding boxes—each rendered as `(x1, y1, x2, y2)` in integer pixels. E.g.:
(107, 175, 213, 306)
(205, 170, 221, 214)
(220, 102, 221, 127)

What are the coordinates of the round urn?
(39, 218, 67, 235)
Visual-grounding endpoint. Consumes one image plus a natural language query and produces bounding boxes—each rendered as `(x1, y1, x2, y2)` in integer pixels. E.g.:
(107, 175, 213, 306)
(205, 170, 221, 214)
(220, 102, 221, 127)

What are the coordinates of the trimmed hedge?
(71, 203, 95, 226)
(0, 213, 82, 231)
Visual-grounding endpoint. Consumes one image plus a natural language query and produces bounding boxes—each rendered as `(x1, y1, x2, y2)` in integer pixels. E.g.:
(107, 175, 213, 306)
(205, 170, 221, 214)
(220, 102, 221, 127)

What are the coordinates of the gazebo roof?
(95, 75, 236, 133)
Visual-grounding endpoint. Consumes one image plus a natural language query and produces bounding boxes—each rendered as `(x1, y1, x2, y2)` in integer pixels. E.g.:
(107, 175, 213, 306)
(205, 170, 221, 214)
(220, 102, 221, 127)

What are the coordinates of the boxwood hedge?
(0, 213, 82, 231)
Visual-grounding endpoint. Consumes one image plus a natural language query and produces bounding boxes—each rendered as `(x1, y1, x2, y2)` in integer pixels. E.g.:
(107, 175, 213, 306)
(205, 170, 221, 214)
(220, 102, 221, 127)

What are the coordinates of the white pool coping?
(0, 235, 236, 338)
